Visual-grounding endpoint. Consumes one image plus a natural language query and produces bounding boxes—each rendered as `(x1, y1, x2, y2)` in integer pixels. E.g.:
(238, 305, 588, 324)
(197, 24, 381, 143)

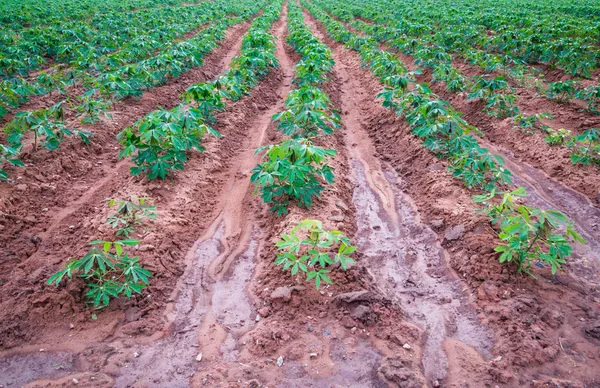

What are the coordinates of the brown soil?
(1, 2, 599, 388)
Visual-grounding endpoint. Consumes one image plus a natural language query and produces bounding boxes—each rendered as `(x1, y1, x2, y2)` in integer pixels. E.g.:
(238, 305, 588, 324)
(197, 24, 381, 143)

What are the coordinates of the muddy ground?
(0, 2, 599, 388)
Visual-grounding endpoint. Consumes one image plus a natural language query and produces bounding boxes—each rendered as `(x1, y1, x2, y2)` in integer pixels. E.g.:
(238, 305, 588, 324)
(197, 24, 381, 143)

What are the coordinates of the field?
(0, 0, 599, 386)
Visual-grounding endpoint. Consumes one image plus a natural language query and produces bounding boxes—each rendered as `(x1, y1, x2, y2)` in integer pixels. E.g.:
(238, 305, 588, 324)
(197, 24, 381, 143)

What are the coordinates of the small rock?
(327, 215, 345, 222)
(333, 290, 372, 303)
(309, 353, 318, 358)
(444, 224, 465, 241)
(308, 326, 313, 332)
(69, 323, 75, 330)
(196, 352, 203, 362)
(258, 307, 270, 317)
(276, 356, 284, 367)
(341, 316, 357, 328)
(270, 287, 292, 302)
(493, 355, 502, 362)
(138, 244, 155, 252)
(42, 208, 49, 212)
(133, 352, 140, 358)
(255, 314, 261, 322)
(270, 286, 305, 302)
(336, 200, 349, 211)
(430, 219, 444, 228)
(403, 343, 411, 350)
(429, 163, 444, 172)
(350, 304, 371, 321)
(72, 378, 79, 385)
(68, 225, 75, 230)
(39, 349, 45, 352)
(15, 184, 28, 192)
(318, 311, 327, 318)
(432, 380, 440, 387)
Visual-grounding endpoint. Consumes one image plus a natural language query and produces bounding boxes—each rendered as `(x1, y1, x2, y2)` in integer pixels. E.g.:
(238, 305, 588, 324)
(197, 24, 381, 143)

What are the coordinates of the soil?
(0, 2, 599, 388)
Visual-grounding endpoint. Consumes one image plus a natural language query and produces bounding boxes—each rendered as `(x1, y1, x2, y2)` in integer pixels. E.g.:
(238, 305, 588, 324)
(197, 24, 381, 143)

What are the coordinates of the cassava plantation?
(0, 0, 599, 386)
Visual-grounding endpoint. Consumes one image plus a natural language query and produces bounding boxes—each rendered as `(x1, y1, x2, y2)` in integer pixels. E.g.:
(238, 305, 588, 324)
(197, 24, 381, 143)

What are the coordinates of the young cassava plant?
(275, 219, 357, 288)
(251, 139, 336, 216)
(473, 187, 585, 277)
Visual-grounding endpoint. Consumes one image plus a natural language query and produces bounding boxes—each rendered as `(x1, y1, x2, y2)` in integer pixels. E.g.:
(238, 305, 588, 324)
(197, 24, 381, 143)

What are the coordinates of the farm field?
(0, 0, 599, 386)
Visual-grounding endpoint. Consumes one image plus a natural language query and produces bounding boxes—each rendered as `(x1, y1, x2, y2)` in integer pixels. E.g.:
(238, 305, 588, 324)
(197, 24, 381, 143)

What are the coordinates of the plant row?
(0, 1, 269, 182)
(315, 0, 600, 169)
(118, 0, 283, 180)
(331, 0, 600, 79)
(304, 0, 585, 277)
(252, 1, 356, 289)
(0, 0, 262, 119)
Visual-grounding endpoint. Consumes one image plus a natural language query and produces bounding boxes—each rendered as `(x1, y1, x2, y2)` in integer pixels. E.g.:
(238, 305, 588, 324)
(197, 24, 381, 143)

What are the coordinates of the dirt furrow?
(0, 16, 257, 365)
(0, 7, 293, 388)
(304, 9, 498, 386)
(306, 6, 600, 387)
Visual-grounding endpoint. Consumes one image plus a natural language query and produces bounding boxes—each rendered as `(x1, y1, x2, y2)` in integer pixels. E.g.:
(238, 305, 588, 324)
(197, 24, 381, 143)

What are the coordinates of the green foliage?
(275, 219, 357, 288)
(75, 92, 113, 124)
(473, 188, 585, 276)
(4, 101, 92, 151)
(545, 80, 577, 103)
(118, 104, 221, 180)
(250, 139, 336, 216)
(117, 0, 282, 180)
(305, 0, 587, 282)
(545, 128, 572, 146)
(105, 196, 157, 237)
(272, 86, 341, 138)
(468, 76, 519, 118)
(568, 128, 600, 166)
(48, 196, 157, 309)
(0, 143, 23, 181)
(576, 85, 600, 115)
(47, 239, 151, 309)
(512, 112, 553, 134)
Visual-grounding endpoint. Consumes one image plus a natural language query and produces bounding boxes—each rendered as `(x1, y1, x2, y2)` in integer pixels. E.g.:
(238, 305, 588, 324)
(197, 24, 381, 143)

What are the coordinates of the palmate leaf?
(119, 255, 152, 284)
(77, 247, 114, 274)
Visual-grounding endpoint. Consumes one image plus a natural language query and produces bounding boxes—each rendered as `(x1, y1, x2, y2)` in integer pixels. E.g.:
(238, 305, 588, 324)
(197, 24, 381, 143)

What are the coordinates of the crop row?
(45, 0, 284, 311)
(0, 0, 258, 118)
(315, 0, 600, 169)
(333, 0, 600, 79)
(251, 1, 356, 289)
(118, 0, 283, 180)
(304, 0, 586, 276)
(0, 0, 270, 181)
(0, 0, 190, 31)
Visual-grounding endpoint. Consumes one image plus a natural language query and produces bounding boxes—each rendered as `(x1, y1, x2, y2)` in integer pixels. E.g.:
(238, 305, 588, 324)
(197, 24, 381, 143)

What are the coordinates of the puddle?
(212, 228, 259, 361)
(0, 352, 76, 387)
(351, 160, 493, 383)
(113, 224, 226, 387)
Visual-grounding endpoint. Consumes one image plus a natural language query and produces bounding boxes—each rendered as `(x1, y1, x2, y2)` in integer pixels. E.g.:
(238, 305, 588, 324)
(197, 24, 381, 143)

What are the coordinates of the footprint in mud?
(351, 160, 493, 383)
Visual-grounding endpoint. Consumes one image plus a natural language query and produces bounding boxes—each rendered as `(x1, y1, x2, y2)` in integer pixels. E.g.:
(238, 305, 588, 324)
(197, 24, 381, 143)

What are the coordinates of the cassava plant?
(250, 139, 336, 216)
(545, 128, 572, 146)
(118, 104, 221, 180)
(48, 239, 152, 309)
(275, 219, 357, 288)
(568, 128, 600, 166)
(473, 187, 585, 277)
(0, 143, 23, 181)
(4, 101, 92, 151)
(512, 112, 553, 134)
(105, 196, 157, 237)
